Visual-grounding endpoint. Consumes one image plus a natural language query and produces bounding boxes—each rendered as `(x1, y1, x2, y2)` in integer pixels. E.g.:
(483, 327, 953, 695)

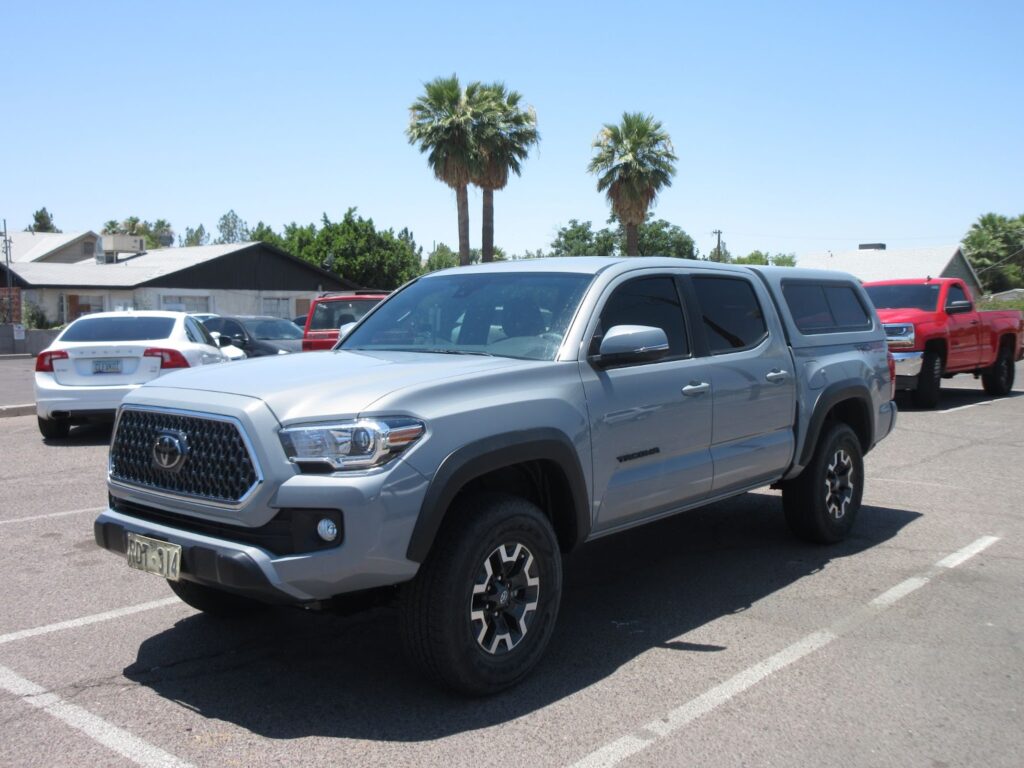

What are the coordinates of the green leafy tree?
(587, 112, 677, 256)
(627, 217, 695, 259)
(425, 243, 459, 272)
(707, 240, 732, 263)
(146, 219, 174, 249)
(962, 212, 1024, 291)
(178, 224, 209, 247)
(407, 75, 484, 266)
(303, 209, 421, 289)
(102, 220, 122, 234)
(733, 250, 769, 265)
(771, 253, 797, 267)
(282, 222, 318, 259)
(472, 83, 540, 262)
(248, 221, 287, 251)
(550, 219, 617, 256)
(26, 207, 60, 233)
(214, 209, 249, 244)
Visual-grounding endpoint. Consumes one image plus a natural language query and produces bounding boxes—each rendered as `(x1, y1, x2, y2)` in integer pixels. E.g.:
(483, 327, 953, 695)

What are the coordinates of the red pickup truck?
(863, 278, 1023, 407)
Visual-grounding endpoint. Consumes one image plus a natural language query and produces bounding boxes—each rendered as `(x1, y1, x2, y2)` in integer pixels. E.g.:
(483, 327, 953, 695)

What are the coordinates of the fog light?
(317, 518, 338, 542)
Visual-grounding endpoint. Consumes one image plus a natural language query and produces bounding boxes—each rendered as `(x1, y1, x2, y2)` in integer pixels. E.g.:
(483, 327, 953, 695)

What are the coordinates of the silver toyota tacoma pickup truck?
(95, 257, 897, 694)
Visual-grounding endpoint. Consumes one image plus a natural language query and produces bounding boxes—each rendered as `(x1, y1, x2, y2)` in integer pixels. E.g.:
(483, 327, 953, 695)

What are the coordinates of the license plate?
(126, 532, 181, 581)
(93, 359, 122, 374)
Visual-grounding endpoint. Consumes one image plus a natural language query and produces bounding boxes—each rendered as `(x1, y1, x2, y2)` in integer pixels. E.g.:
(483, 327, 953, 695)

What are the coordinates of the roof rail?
(317, 289, 388, 297)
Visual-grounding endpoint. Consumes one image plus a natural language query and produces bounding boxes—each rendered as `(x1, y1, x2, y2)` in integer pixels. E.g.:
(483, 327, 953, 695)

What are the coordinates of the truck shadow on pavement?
(895, 389, 1022, 413)
(124, 494, 919, 740)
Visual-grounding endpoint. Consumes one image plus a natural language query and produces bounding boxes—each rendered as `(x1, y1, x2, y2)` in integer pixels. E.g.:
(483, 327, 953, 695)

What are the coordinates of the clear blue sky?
(2, 1, 1021, 260)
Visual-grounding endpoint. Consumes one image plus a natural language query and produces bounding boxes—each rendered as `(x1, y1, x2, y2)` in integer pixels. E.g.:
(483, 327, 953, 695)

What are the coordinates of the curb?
(0, 404, 35, 419)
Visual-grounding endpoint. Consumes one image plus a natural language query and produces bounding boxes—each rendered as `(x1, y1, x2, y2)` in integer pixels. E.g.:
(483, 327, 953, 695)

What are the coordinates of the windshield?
(61, 316, 175, 342)
(246, 318, 304, 340)
(340, 272, 593, 361)
(310, 298, 382, 330)
(865, 284, 941, 311)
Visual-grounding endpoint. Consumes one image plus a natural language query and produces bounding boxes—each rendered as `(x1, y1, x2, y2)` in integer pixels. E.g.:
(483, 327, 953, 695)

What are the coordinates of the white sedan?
(34, 311, 230, 439)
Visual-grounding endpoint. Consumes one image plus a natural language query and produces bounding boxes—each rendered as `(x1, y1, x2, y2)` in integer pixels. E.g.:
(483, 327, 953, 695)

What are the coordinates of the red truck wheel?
(982, 347, 1015, 396)
(912, 351, 942, 408)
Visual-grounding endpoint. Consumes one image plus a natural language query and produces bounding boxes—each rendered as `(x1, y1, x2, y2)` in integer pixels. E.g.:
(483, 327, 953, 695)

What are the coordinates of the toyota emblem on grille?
(152, 430, 190, 472)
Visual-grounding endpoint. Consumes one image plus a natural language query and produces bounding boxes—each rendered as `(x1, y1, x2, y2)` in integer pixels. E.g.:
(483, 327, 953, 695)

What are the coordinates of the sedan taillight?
(35, 350, 69, 372)
(144, 348, 190, 369)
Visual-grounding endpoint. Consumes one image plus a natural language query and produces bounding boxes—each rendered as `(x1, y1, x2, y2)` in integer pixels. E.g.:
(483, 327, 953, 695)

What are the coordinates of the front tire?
(912, 350, 943, 408)
(168, 579, 268, 617)
(982, 346, 1015, 396)
(37, 416, 70, 439)
(399, 494, 562, 696)
(783, 423, 864, 544)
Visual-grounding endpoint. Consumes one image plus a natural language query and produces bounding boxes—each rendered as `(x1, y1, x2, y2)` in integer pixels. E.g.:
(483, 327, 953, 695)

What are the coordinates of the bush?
(22, 302, 49, 330)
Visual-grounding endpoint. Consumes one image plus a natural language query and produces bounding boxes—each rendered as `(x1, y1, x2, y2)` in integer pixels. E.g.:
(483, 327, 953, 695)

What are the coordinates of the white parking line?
(568, 535, 1001, 768)
(0, 598, 182, 646)
(0, 506, 105, 525)
(0, 665, 195, 768)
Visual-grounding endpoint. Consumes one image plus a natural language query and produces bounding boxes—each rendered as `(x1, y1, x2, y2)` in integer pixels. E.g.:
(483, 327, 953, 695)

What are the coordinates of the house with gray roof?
(1, 236, 354, 326)
(796, 244, 983, 298)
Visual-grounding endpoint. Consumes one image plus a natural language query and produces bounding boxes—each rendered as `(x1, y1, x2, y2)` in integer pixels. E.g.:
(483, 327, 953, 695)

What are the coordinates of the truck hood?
(874, 308, 934, 325)
(135, 349, 523, 422)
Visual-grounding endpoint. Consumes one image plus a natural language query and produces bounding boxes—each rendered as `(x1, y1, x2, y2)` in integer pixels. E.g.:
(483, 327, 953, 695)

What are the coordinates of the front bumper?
(891, 351, 924, 381)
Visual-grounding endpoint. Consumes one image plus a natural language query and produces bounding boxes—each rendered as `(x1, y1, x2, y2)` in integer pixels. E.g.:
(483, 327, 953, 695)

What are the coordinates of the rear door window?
(783, 281, 872, 334)
(691, 277, 768, 353)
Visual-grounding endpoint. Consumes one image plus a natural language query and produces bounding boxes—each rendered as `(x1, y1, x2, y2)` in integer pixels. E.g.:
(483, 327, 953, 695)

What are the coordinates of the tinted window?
(341, 273, 591, 361)
(221, 320, 245, 339)
(865, 284, 940, 311)
(186, 317, 216, 346)
(783, 282, 871, 334)
(692, 277, 768, 353)
(310, 298, 382, 331)
(594, 276, 689, 358)
(203, 317, 224, 334)
(946, 284, 969, 308)
(60, 316, 175, 342)
(245, 318, 303, 340)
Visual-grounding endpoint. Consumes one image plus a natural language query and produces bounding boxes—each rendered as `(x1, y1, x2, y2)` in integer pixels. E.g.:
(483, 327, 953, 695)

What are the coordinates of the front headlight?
(279, 418, 425, 471)
(883, 323, 915, 348)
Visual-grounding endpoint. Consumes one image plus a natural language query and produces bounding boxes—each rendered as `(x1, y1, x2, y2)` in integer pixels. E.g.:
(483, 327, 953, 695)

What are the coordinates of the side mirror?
(946, 300, 973, 315)
(338, 322, 357, 340)
(591, 325, 669, 368)
(210, 332, 233, 348)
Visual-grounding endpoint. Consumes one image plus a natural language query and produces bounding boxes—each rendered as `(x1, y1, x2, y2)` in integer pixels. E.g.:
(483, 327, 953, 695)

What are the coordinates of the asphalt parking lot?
(1, 362, 1022, 767)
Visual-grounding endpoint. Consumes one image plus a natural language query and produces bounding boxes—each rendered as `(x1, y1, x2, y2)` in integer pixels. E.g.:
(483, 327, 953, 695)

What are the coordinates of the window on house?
(160, 295, 211, 313)
(262, 298, 290, 319)
(68, 294, 105, 319)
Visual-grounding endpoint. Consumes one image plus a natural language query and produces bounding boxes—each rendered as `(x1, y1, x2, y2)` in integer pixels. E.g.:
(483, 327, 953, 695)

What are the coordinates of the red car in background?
(864, 277, 1023, 407)
(300, 290, 388, 351)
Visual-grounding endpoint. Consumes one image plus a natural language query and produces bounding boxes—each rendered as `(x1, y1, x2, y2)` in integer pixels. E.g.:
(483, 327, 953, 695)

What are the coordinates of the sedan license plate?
(93, 359, 122, 374)
(126, 533, 181, 581)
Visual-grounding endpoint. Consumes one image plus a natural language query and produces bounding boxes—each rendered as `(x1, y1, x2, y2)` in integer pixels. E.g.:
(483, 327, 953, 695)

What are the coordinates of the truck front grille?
(110, 408, 259, 503)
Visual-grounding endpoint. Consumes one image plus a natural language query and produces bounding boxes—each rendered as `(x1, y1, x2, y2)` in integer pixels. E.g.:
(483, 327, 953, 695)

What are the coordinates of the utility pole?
(711, 229, 722, 261)
(2, 219, 12, 323)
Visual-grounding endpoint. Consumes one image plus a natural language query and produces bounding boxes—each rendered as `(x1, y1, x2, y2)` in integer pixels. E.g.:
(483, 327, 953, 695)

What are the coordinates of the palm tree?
(101, 220, 122, 235)
(407, 75, 483, 266)
(472, 84, 539, 262)
(587, 112, 677, 257)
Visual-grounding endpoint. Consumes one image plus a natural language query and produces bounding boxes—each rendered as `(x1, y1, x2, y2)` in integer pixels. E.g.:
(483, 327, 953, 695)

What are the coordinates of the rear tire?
(982, 345, 1015, 396)
(912, 350, 942, 408)
(37, 416, 70, 440)
(168, 579, 268, 617)
(399, 494, 562, 696)
(783, 423, 864, 544)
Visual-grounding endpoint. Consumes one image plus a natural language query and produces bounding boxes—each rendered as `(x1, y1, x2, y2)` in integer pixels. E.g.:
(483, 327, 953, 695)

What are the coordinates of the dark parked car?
(201, 315, 303, 357)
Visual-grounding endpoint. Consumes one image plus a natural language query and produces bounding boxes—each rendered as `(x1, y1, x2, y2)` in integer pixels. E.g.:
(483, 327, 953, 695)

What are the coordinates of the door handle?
(682, 381, 710, 396)
(765, 369, 789, 383)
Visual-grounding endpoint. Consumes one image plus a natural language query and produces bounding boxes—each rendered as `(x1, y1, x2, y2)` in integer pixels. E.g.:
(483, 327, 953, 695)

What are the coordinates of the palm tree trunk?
(626, 222, 640, 256)
(457, 185, 471, 266)
(481, 188, 494, 262)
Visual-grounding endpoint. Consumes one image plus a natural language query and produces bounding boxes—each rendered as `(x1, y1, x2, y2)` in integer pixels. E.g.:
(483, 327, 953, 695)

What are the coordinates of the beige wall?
(39, 236, 100, 264)
(21, 287, 319, 325)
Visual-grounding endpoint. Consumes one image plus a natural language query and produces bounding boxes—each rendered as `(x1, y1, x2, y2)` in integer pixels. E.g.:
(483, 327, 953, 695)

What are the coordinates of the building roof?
(796, 244, 978, 284)
(7, 242, 258, 287)
(4, 241, 355, 292)
(7, 231, 98, 262)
